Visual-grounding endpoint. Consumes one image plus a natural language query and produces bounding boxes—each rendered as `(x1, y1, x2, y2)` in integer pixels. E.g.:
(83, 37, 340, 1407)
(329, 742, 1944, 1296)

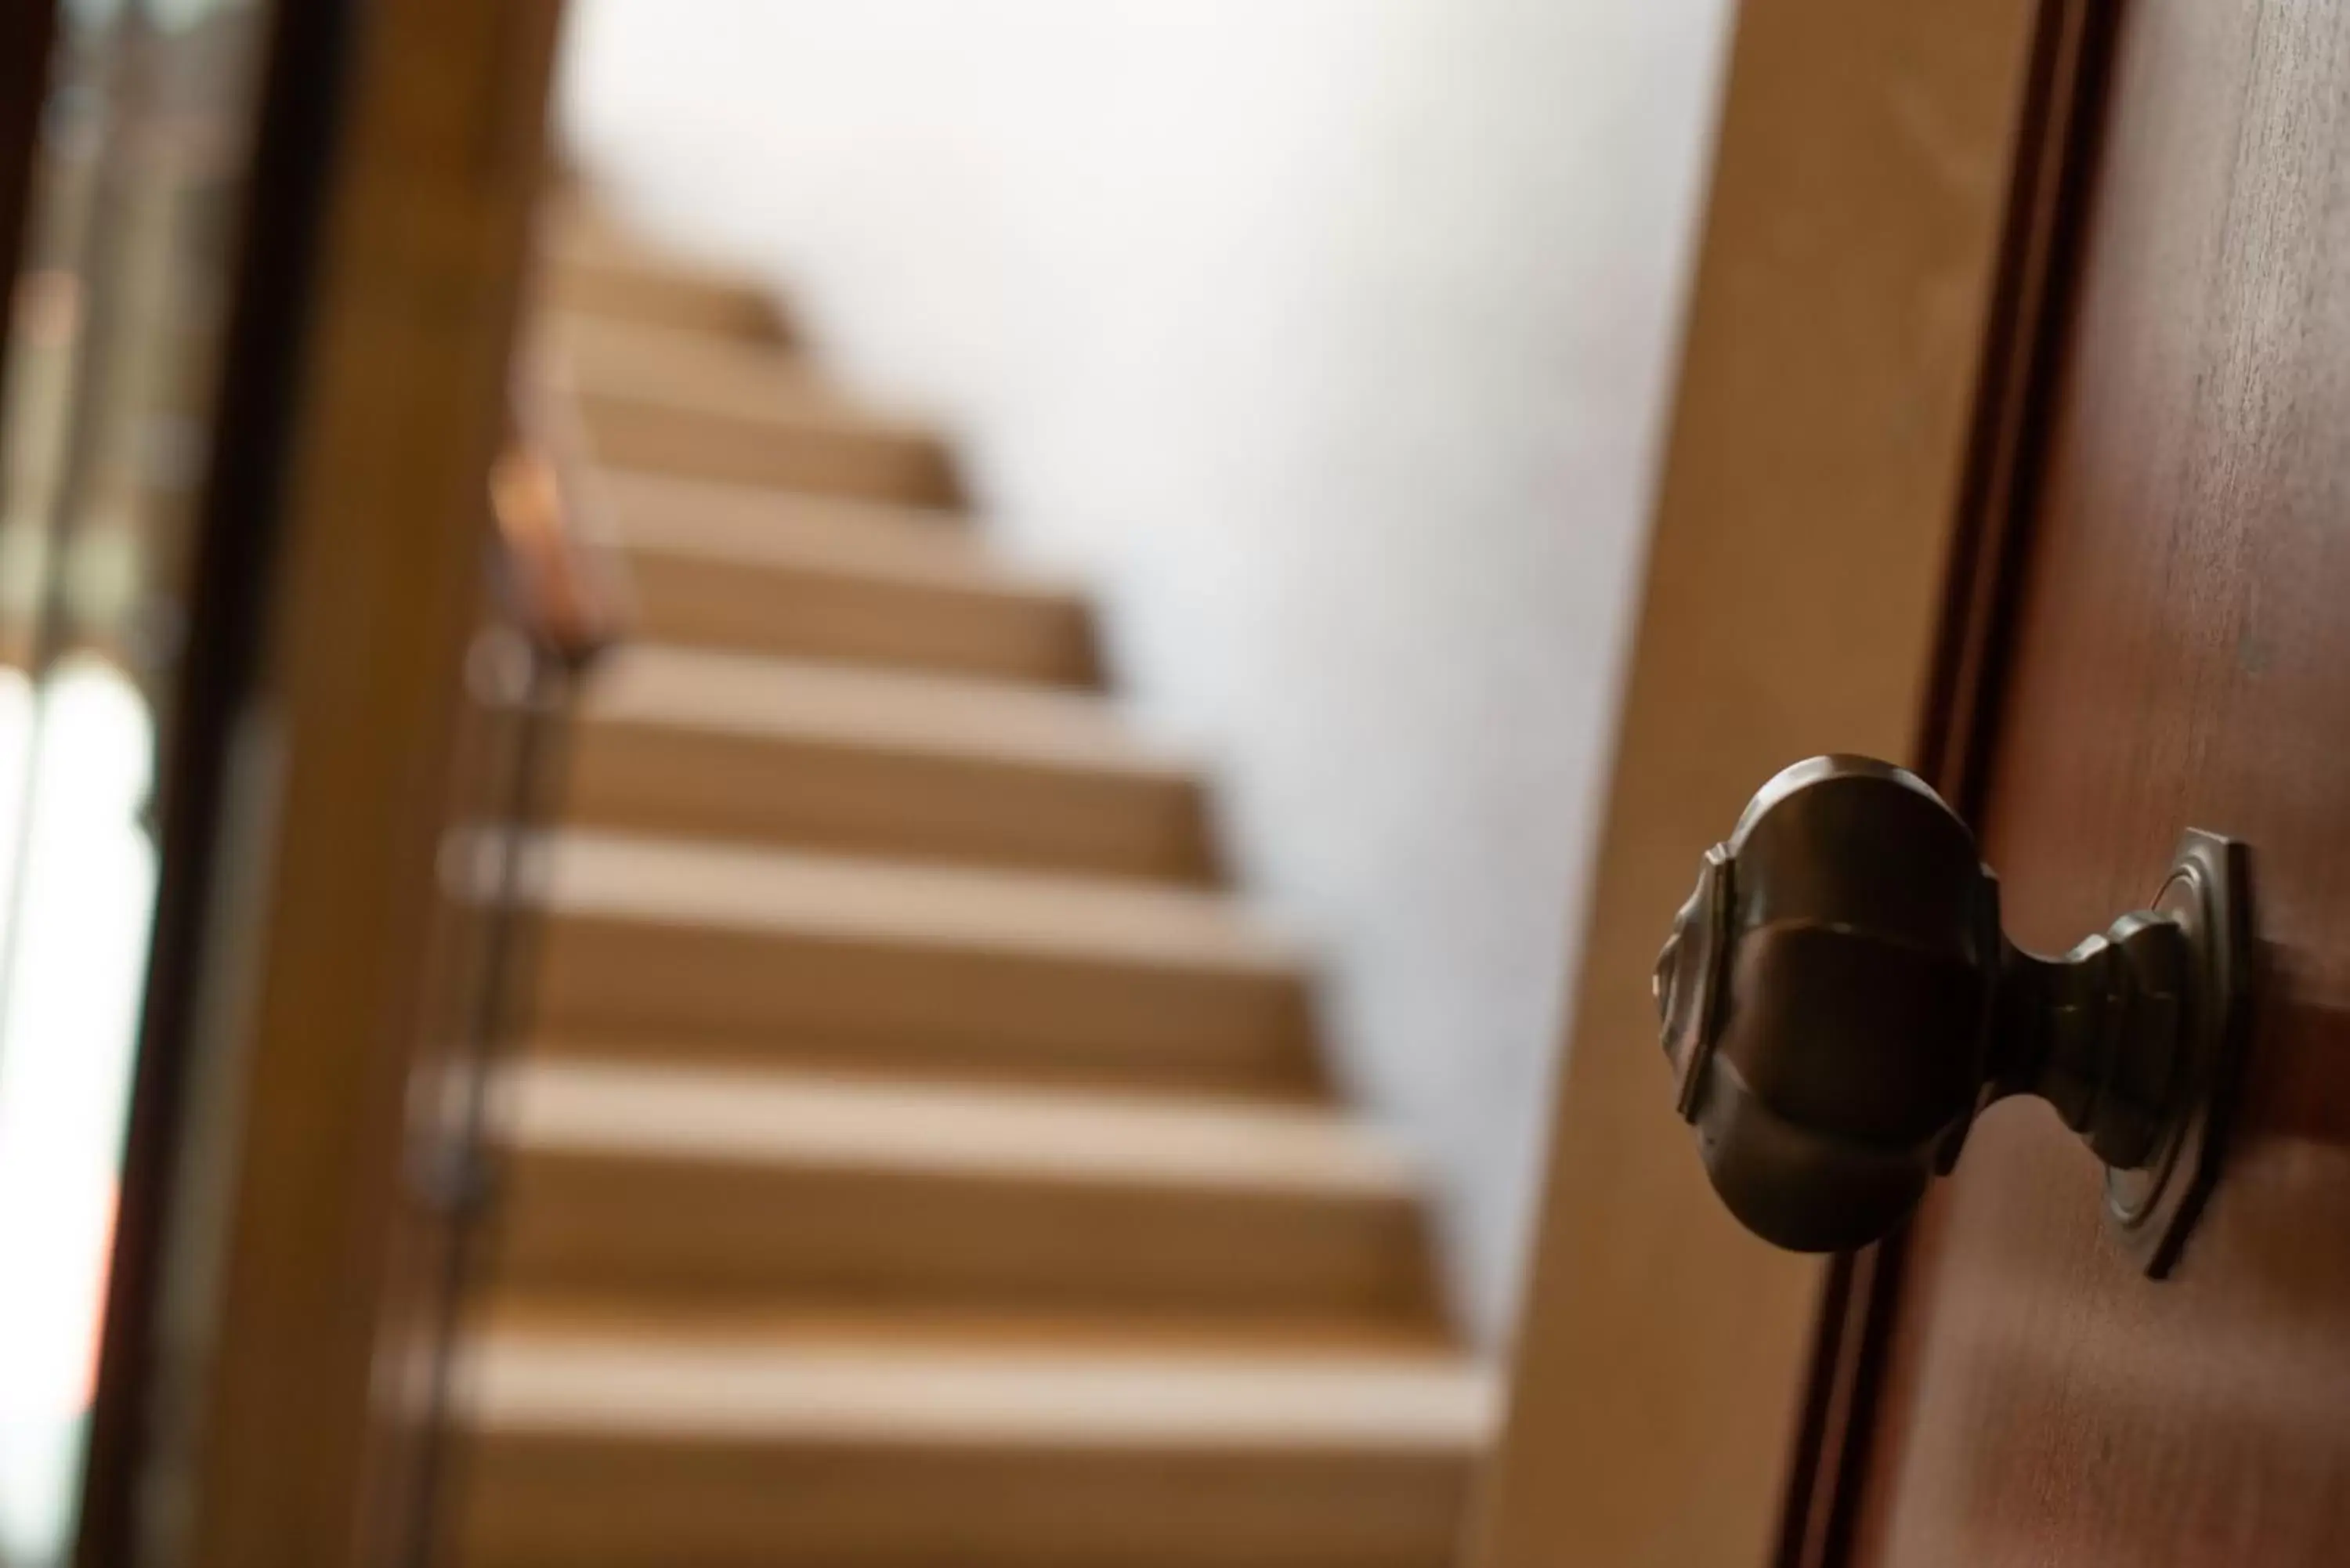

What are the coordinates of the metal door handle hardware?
(1653, 756, 2250, 1276)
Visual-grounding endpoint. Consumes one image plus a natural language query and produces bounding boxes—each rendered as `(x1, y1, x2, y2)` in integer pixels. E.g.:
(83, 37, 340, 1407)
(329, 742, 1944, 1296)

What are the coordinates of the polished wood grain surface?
(1849, 2, 2350, 1562)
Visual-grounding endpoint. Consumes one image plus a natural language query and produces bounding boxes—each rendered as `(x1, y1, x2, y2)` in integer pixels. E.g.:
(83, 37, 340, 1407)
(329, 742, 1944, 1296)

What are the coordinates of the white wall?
(560, 0, 1730, 1341)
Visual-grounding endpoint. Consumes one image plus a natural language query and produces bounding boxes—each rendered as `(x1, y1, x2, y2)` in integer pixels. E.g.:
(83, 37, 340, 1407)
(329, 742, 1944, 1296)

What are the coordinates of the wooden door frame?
(1772, 2, 2114, 1561)
(1466, 4, 2086, 1566)
(72, 1, 568, 1564)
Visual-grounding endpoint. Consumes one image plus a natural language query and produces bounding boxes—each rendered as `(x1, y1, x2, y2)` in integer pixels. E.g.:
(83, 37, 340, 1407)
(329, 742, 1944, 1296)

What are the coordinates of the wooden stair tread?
(564, 649, 1213, 877)
(526, 832, 1291, 972)
(495, 1058, 1412, 1198)
(580, 645, 1180, 778)
(486, 1059, 1437, 1326)
(457, 1327, 1485, 1567)
(458, 1321, 1494, 1452)
(521, 833, 1310, 1087)
(602, 471, 1061, 597)
(598, 473, 1101, 685)
(574, 389, 958, 508)
(559, 314, 933, 446)
(475, 1298, 1458, 1355)
(545, 273, 956, 504)
(539, 203, 790, 344)
(542, 195, 675, 270)
(542, 253, 788, 346)
(554, 315, 835, 422)
(522, 832, 1314, 1092)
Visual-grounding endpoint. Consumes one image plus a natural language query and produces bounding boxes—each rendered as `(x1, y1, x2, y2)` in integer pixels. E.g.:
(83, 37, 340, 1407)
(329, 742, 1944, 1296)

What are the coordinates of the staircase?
(450, 200, 1495, 1568)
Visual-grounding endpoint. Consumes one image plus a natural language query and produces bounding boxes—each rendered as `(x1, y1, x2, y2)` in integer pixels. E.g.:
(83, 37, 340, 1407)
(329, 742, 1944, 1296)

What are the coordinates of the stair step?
(563, 322, 957, 505)
(603, 471, 1100, 683)
(468, 1299, 1458, 1353)
(542, 196, 691, 276)
(522, 833, 1319, 1092)
(482, 210, 1482, 1568)
(540, 245, 790, 344)
(565, 646, 1215, 880)
(555, 316, 827, 420)
(487, 1059, 1444, 1327)
(454, 1321, 1493, 1568)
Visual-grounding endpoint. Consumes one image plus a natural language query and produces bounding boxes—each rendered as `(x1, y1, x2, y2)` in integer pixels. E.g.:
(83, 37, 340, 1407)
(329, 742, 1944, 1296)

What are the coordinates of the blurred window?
(0, 2, 274, 1560)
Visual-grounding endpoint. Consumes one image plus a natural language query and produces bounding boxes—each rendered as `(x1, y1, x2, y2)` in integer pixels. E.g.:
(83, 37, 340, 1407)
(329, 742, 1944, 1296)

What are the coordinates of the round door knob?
(1653, 756, 2249, 1275)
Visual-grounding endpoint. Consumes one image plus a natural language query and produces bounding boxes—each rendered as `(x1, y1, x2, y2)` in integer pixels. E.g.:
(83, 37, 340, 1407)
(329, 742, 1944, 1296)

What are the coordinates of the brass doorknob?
(1654, 756, 2249, 1276)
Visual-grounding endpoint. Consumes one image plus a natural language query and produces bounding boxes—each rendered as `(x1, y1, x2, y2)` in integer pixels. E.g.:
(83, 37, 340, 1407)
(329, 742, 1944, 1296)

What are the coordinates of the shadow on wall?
(559, 0, 1731, 1342)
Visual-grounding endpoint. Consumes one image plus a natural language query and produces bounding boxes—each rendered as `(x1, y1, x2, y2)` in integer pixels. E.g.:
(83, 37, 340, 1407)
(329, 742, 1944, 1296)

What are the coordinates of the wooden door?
(1831, 1, 2350, 1562)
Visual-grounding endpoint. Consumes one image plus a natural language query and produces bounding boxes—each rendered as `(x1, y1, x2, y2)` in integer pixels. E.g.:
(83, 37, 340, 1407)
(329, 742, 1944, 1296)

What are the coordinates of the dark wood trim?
(75, 1, 361, 1561)
(0, 0, 60, 393)
(1914, 0, 2120, 811)
(1773, 2, 2122, 1563)
(1774, 1244, 1888, 1568)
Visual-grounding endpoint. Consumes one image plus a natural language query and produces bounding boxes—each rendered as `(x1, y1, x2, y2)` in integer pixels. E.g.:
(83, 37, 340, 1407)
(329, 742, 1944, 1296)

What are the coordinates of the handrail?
(489, 349, 628, 667)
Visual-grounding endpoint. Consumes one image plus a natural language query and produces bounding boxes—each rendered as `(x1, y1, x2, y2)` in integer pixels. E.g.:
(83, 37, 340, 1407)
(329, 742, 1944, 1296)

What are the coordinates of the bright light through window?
(0, 656, 157, 1565)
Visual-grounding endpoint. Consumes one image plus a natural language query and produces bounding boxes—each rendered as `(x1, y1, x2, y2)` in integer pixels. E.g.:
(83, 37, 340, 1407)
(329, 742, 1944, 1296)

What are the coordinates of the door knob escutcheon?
(1654, 756, 2250, 1276)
